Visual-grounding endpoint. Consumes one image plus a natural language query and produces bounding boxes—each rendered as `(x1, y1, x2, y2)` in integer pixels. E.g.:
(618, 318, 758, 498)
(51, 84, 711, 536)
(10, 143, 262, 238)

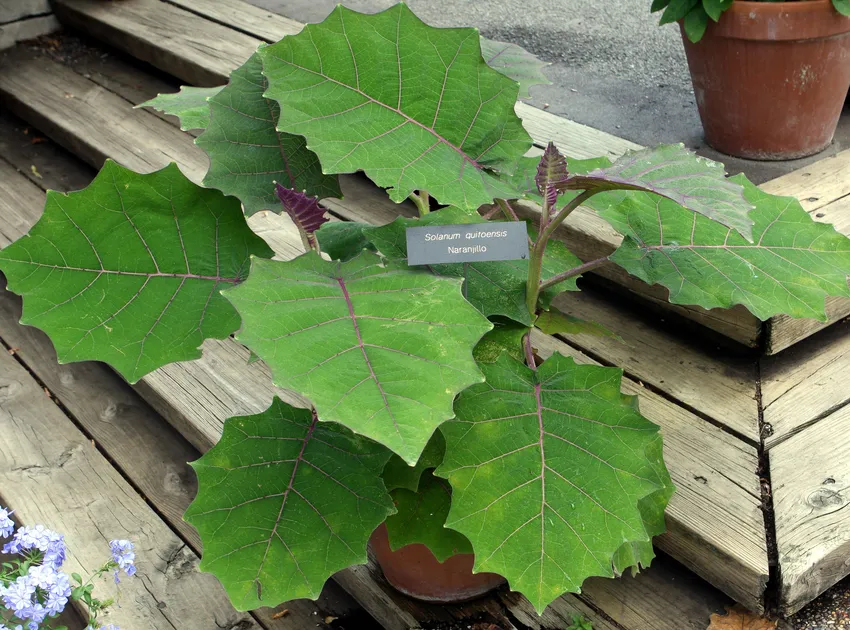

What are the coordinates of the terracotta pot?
(681, 0, 850, 159)
(369, 524, 505, 603)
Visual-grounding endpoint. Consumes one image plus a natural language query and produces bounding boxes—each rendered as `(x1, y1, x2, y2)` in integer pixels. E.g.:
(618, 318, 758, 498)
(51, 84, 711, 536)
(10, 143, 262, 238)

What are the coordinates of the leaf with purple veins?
(563, 144, 755, 241)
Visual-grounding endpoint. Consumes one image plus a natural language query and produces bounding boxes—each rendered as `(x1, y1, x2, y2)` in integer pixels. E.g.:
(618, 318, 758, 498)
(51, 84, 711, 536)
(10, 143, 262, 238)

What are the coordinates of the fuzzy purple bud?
(535, 142, 569, 213)
(275, 184, 329, 251)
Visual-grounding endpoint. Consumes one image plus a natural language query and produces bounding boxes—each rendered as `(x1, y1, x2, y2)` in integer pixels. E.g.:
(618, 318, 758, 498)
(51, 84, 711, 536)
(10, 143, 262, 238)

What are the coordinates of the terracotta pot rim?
(705, 0, 850, 41)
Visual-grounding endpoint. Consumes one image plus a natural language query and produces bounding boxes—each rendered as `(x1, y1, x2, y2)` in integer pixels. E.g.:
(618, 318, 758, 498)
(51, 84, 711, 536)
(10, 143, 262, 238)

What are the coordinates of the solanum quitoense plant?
(3, 3, 850, 615)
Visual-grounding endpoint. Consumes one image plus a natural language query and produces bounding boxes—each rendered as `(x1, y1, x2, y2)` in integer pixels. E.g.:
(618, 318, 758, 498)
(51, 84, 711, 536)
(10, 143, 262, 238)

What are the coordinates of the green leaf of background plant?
(565, 145, 754, 241)
(437, 352, 667, 613)
(651, 0, 672, 12)
(196, 50, 341, 216)
(364, 207, 582, 326)
(659, 0, 699, 24)
(0, 160, 273, 383)
(385, 470, 473, 562)
(316, 222, 375, 261)
(224, 251, 492, 464)
(480, 36, 551, 99)
(383, 431, 446, 492)
(683, 5, 709, 42)
(138, 85, 223, 131)
(834, 0, 850, 15)
(592, 175, 850, 322)
(703, 0, 733, 21)
(186, 397, 394, 611)
(260, 4, 532, 211)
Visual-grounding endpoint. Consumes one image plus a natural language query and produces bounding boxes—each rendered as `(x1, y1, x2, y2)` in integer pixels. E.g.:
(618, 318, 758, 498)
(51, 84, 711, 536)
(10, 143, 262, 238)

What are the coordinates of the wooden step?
(0, 51, 769, 614)
(50, 0, 850, 354)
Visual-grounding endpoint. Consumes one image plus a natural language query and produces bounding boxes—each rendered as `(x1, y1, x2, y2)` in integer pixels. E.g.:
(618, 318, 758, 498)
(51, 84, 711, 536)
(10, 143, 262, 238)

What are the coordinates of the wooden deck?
(0, 0, 848, 626)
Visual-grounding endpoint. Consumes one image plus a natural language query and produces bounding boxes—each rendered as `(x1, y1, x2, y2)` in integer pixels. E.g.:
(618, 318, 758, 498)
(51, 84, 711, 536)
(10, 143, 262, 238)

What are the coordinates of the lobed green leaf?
(437, 352, 669, 613)
(479, 36, 551, 99)
(564, 144, 755, 241)
(0, 160, 273, 383)
(223, 251, 492, 464)
(138, 86, 223, 131)
(196, 50, 341, 216)
(385, 470, 473, 562)
(591, 175, 850, 322)
(186, 398, 394, 610)
(259, 4, 532, 211)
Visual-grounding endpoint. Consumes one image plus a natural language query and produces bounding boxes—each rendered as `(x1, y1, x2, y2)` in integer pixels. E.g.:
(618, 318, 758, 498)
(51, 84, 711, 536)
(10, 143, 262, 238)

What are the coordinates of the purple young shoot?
(275, 184, 329, 253)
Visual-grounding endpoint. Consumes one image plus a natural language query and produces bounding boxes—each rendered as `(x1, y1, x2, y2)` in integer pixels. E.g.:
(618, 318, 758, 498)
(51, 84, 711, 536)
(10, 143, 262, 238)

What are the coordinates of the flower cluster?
(0, 505, 135, 630)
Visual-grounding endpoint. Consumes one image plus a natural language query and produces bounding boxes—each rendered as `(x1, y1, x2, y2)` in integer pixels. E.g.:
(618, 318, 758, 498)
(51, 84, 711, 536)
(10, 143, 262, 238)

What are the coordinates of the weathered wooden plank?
(761, 318, 850, 449)
(771, 404, 850, 615)
(550, 289, 759, 441)
(0, 159, 43, 246)
(759, 148, 850, 214)
(163, 0, 302, 42)
(0, 14, 59, 49)
(0, 349, 263, 630)
(0, 0, 51, 23)
(49, 0, 768, 348)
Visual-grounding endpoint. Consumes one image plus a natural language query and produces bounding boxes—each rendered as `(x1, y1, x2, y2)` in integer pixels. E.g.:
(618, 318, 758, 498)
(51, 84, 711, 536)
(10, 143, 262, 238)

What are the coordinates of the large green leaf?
(385, 470, 473, 562)
(260, 4, 532, 211)
(138, 85, 223, 130)
(186, 397, 394, 610)
(437, 352, 668, 613)
(196, 50, 341, 216)
(564, 145, 755, 241)
(0, 160, 273, 383)
(364, 207, 582, 325)
(592, 175, 850, 321)
(480, 37, 551, 99)
(223, 251, 492, 464)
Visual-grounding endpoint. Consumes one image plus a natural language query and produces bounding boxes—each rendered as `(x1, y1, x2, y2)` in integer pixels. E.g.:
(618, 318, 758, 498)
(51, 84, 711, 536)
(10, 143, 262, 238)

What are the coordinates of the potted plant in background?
(654, 0, 850, 160)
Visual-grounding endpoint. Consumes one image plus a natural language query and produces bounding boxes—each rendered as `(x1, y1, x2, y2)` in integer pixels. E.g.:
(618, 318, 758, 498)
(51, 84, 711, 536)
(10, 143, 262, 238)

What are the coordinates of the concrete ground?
(245, 1, 850, 627)
(248, 0, 850, 185)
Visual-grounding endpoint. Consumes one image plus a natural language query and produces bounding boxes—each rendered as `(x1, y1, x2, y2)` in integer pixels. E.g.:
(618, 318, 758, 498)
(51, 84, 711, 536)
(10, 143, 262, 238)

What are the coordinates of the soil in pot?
(369, 524, 506, 603)
(681, 0, 850, 160)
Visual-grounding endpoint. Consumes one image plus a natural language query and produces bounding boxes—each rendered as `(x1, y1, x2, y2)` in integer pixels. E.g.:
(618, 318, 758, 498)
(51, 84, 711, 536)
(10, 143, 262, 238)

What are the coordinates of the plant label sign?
(406, 222, 529, 265)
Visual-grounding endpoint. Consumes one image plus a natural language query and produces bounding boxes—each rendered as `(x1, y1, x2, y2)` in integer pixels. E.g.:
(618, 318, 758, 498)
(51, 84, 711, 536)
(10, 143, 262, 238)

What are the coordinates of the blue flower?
(2, 525, 66, 569)
(108, 540, 136, 583)
(0, 506, 14, 539)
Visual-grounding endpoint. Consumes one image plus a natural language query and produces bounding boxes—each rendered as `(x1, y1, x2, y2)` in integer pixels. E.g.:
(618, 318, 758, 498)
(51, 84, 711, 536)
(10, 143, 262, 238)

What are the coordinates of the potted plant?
(4, 3, 850, 615)
(654, 0, 850, 159)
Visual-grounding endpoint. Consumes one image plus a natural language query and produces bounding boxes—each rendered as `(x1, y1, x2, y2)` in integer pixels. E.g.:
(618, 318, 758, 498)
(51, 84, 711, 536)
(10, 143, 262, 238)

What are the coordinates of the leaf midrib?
(3, 260, 240, 283)
(266, 53, 484, 170)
